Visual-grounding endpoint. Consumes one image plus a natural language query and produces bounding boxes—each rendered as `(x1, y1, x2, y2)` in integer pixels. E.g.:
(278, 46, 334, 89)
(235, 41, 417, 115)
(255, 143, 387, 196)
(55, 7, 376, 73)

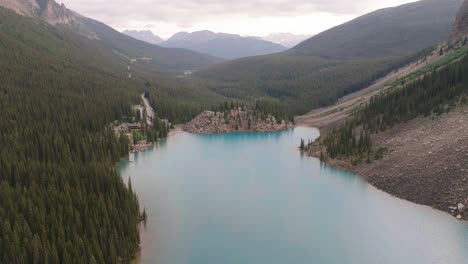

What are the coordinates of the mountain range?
(3, 0, 461, 115)
(197, 0, 464, 114)
(1, 0, 468, 262)
(122, 29, 165, 45)
(122, 30, 312, 59)
(160, 30, 286, 59)
(0, 0, 222, 71)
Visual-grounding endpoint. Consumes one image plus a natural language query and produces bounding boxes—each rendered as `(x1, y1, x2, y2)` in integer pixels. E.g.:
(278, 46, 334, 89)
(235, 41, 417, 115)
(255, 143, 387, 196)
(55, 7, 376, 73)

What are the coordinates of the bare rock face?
(0, 0, 101, 39)
(451, 0, 468, 40)
(0, 0, 77, 25)
(183, 109, 293, 134)
(0, 0, 37, 16)
(38, 0, 75, 25)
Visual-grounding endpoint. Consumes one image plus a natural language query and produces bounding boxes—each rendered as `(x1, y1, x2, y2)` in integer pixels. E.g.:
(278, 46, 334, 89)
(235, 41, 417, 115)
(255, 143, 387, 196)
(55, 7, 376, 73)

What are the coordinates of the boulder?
(457, 203, 465, 213)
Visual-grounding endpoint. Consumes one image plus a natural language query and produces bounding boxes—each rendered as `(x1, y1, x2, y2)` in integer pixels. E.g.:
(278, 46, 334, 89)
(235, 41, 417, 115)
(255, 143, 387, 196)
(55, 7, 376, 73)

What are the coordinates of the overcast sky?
(61, 0, 417, 39)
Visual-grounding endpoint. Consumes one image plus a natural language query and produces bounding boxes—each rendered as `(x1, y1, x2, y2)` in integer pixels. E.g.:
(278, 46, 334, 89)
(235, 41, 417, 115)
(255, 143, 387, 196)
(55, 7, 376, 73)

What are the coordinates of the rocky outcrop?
(451, 0, 468, 41)
(0, 0, 77, 25)
(183, 109, 293, 134)
(0, 0, 37, 16)
(38, 0, 75, 25)
(0, 0, 102, 40)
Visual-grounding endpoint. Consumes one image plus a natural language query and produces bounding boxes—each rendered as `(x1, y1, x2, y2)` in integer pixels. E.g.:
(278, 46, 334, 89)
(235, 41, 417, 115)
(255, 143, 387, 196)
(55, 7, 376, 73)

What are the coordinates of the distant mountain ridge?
(161, 30, 287, 59)
(122, 30, 165, 45)
(262, 33, 312, 48)
(122, 29, 298, 58)
(166, 30, 236, 44)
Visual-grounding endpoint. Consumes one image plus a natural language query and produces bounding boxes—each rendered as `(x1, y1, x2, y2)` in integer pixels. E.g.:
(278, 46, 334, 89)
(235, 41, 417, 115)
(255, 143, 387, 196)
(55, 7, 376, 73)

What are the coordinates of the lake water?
(119, 127, 468, 264)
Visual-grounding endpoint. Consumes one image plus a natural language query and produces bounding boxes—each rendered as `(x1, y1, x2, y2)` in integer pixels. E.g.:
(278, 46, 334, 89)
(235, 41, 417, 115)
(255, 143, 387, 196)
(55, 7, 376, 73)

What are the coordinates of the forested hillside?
(319, 47, 468, 162)
(197, 0, 462, 115)
(290, 0, 462, 58)
(0, 7, 141, 263)
(79, 18, 222, 71)
(0, 0, 233, 127)
(197, 49, 430, 114)
(0, 0, 222, 71)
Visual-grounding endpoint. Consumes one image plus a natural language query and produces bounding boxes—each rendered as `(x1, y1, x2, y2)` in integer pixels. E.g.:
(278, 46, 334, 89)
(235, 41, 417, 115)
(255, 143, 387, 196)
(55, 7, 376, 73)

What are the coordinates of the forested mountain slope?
(79, 18, 222, 71)
(0, 0, 222, 71)
(0, 6, 142, 263)
(0, 0, 232, 126)
(304, 0, 468, 216)
(198, 54, 406, 114)
(315, 0, 468, 165)
(290, 0, 462, 58)
(308, 45, 468, 220)
(197, 0, 463, 115)
(319, 50, 468, 160)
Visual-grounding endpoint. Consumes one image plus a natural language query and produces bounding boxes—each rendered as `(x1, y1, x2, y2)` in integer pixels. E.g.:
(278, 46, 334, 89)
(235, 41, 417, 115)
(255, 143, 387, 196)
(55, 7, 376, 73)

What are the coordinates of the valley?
(0, 0, 467, 263)
(196, 0, 463, 114)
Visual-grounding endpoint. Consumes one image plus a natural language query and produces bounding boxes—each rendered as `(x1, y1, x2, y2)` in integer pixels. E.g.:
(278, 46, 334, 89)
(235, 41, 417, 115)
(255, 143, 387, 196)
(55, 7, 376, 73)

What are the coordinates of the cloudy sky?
(61, 0, 417, 39)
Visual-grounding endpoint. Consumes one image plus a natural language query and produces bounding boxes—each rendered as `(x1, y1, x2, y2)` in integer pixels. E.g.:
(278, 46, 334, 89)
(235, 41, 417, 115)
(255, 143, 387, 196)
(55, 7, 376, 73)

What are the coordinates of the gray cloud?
(60, 0, 414, 35)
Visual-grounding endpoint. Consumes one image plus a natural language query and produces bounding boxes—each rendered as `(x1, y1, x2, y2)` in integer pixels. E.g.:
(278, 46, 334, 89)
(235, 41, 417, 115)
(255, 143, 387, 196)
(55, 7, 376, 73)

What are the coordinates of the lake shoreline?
(169, 124, 467, 221)
(304, 119, 467, 221)
(121, 126, 468, 264)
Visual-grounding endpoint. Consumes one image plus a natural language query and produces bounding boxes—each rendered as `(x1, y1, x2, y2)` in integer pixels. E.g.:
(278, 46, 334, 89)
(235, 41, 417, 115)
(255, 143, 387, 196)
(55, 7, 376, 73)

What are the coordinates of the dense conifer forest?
(144, 80, 293, 124)
(319, 49, 468, 163)
(196, 48, 434, 115)
(0, 7, 142, 263)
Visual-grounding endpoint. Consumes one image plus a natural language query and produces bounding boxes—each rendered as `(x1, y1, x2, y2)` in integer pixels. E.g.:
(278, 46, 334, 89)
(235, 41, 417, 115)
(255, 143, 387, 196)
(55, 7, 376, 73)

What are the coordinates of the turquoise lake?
(119, 127, 468, 264)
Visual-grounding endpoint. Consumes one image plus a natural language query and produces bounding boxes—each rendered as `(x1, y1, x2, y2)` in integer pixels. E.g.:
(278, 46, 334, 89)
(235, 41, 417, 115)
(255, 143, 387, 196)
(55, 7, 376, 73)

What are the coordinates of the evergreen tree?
(320, 53, 468, 163)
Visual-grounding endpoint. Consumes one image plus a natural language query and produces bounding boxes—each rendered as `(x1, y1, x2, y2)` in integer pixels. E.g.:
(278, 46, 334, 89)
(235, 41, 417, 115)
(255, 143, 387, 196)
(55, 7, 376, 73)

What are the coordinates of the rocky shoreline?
(183, 109, 293, 134)
(305, 110, 468, 220)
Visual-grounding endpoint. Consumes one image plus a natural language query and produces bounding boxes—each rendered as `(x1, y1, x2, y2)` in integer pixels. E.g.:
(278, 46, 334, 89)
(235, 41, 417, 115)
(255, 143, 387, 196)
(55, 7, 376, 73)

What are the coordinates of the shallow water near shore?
(119, 127, 468, 264)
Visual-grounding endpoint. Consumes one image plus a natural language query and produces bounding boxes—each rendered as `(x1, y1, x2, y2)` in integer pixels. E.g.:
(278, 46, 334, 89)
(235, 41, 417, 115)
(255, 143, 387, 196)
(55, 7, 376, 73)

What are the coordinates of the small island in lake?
(183, 108, 293, 134)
